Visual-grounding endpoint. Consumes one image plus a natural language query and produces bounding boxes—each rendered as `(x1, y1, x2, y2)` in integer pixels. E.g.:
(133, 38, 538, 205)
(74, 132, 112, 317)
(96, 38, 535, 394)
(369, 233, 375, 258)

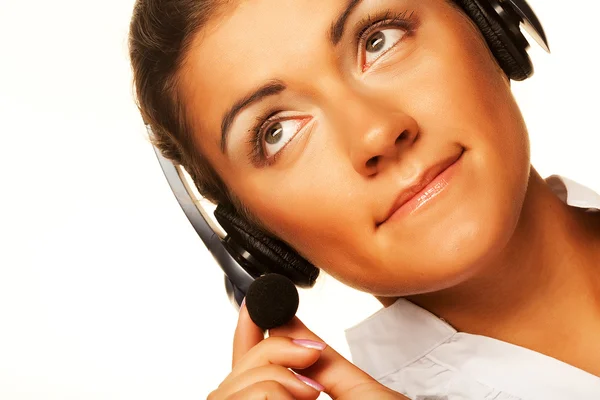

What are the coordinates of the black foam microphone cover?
(245, 274, 299, 330)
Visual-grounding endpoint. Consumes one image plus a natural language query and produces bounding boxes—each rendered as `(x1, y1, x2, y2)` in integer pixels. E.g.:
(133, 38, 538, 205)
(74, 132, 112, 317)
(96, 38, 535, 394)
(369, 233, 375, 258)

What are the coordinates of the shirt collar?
(545, 174, 600, 210)
(345, 298, 456, 380)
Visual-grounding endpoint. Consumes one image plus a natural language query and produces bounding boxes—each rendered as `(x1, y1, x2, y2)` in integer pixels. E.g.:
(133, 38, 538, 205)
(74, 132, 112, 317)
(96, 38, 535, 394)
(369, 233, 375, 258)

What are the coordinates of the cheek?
(352, 149, 531, 297)
(326, 58, 531, 294)
(236, 154, 374, 269)
(420, 156, 530, 292)
(373, 103, 530, 294)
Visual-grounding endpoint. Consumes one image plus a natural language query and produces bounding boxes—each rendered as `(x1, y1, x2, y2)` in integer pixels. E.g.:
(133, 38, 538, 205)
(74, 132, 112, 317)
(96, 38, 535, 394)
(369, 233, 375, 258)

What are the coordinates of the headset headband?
(151, 141, 253, 307)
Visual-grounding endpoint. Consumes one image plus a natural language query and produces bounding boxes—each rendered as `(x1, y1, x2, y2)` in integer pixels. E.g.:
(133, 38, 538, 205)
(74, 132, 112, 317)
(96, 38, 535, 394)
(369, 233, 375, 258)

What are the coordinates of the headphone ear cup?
(214, 204, 319, 288)
(454, 0, 532, 81)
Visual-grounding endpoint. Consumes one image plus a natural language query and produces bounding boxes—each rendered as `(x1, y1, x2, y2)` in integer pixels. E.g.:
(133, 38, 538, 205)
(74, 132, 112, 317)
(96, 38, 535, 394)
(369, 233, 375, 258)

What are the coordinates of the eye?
(261, 119, 305, 157)
(363, 27, 408, 67)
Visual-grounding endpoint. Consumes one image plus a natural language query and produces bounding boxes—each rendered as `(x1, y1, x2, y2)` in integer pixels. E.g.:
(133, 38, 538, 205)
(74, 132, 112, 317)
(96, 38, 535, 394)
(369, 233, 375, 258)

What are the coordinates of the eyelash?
(356, 9, 418, 65)
(247, 111, 284, 166)
(248, 8, 418, 166)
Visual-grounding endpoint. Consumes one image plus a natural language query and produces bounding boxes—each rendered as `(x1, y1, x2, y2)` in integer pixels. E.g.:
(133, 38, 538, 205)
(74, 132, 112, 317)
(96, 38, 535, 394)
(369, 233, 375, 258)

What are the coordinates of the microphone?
(245, 274, 299, 330)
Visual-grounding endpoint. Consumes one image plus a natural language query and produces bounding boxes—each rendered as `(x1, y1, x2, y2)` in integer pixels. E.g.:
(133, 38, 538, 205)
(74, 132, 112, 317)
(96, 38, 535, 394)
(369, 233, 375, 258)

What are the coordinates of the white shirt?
(345, 175, 600, 400)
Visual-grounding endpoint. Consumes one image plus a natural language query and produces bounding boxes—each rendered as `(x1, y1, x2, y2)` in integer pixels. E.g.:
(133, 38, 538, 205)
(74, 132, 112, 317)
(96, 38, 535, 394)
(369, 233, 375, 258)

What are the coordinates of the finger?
(224, 381, 295, 400)
(218, 365, 322, 400)
(232, 300, 264, 368)
(269, 317, 376, 398)
(229, 336, 323, 380)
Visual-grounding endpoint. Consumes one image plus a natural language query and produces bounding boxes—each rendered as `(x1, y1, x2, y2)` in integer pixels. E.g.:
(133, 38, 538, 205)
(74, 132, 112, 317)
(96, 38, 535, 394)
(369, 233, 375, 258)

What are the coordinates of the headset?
(149, 0, 550, 310)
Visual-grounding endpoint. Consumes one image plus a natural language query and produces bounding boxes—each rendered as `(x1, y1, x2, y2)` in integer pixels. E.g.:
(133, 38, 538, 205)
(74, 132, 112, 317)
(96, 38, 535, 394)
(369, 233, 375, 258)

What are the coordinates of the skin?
(208, 303, 406, 399)
(180, 0, 600, 388)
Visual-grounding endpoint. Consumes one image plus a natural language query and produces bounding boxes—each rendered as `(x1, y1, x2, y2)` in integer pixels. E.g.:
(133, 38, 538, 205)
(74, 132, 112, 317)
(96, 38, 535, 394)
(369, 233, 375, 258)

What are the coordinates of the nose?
(334, 94, 419, 177)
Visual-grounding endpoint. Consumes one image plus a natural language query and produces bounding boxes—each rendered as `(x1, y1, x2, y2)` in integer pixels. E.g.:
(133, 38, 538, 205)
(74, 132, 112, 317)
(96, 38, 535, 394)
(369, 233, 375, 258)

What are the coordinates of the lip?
(378, 149, 464, 226)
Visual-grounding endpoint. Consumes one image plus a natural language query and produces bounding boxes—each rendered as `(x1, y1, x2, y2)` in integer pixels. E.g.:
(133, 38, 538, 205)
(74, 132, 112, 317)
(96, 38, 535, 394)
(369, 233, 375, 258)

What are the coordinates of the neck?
(379, 168, 600, 374)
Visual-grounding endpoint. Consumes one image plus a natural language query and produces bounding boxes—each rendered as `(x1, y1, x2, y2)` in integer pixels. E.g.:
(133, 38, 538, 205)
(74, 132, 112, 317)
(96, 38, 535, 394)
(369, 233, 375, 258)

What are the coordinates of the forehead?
(188, 0, 344, 76)
(180, 0, 343, 133)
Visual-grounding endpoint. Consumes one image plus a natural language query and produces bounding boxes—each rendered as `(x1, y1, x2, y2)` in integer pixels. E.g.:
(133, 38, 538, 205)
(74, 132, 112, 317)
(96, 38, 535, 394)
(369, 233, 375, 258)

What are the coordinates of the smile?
(378, 149, 465, 226)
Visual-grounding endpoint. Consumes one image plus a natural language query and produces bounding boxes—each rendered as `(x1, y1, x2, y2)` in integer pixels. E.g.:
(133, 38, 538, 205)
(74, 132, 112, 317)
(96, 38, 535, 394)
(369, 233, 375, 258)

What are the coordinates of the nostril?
(366, 156, 379, 170)
(395, 130, 408, 145)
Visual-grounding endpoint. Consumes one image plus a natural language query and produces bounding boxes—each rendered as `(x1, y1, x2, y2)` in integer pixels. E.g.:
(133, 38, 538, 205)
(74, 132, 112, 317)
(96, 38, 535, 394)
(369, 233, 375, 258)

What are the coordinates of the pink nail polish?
(295, 374, 324, 392)
(292, 339, 327, 350)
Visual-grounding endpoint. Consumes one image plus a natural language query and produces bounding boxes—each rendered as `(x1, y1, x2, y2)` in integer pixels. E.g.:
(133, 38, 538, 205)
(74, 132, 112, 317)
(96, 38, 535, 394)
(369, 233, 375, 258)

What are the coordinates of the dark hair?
(129, 0, 236, 209)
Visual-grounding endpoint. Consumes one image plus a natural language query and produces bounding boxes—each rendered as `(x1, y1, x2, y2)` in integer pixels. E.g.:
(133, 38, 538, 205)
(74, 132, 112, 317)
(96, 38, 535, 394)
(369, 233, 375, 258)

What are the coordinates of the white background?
(0, 0, 598, 398)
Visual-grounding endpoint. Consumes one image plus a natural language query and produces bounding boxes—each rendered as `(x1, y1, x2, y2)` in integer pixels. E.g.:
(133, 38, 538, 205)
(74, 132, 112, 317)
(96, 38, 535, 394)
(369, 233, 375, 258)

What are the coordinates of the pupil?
(265, 123, 283, 144)
(367, 31, 385, 52)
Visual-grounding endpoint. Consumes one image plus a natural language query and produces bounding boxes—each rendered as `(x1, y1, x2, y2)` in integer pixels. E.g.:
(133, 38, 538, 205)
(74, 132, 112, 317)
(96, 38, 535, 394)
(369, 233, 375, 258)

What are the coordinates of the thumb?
(269, 317, 379, 399)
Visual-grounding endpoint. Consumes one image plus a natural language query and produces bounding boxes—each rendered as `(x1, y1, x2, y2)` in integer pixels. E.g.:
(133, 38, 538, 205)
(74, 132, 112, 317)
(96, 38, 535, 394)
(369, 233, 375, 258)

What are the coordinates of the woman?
(129, 0, 600, 398)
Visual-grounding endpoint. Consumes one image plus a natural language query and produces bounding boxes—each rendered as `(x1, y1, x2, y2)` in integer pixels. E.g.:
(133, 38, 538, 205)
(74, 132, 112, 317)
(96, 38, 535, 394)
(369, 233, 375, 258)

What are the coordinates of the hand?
(207, 302, 409, 399)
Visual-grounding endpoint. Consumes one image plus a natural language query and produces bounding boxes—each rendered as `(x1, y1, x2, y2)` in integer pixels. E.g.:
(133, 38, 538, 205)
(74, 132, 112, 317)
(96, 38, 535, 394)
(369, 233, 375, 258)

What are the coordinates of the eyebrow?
(220, 0, 363, 153)
(329, 0, 363, 45)
(220, 80, 286, 153)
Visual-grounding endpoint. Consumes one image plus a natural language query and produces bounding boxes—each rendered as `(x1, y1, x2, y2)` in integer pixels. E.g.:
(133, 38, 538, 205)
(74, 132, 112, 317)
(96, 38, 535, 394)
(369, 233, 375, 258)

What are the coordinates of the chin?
(367, 191, 524, 297)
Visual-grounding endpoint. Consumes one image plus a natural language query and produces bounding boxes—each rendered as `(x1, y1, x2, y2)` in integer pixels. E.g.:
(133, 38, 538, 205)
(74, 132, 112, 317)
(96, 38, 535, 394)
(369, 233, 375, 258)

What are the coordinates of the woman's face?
(181, 0, 531, 296)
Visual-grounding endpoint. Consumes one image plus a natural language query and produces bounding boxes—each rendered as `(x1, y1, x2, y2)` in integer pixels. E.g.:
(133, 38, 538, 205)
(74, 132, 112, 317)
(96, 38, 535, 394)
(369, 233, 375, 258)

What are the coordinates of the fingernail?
(295, 374, 324, 392)
(240, 297, 246, 309)
(292, 339, 327, 350)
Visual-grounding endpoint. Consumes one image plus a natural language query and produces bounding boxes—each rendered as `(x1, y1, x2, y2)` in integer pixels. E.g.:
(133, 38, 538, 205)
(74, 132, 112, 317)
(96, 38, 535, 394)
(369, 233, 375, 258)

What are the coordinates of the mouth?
(377, 148, 465, 227)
